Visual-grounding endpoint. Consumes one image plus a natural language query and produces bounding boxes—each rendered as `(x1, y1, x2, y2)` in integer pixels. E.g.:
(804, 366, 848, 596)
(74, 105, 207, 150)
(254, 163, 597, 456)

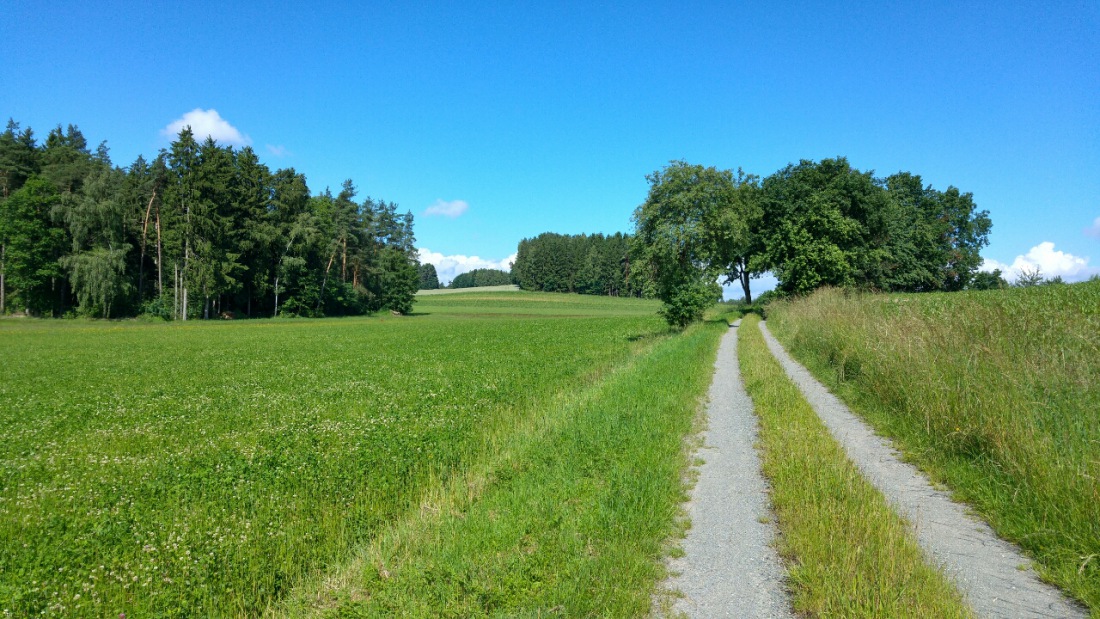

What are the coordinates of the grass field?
(0, 291, 706, 617)
(416, 285, 520, 295)
(767, 282, 1100, 613)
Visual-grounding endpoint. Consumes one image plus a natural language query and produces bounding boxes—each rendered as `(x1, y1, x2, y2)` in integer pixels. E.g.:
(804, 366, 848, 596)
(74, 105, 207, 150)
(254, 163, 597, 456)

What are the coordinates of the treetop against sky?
(2, 2, 1097, 290)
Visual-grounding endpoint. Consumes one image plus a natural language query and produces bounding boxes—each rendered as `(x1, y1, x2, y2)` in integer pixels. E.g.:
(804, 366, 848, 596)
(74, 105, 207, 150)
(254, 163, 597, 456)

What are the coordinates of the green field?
(0, 291, 723, 617)
(768, 282, 1100, 612)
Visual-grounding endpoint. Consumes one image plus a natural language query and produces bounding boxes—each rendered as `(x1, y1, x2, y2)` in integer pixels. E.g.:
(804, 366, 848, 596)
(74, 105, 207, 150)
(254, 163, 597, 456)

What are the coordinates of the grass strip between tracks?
(738, 314, 972, 618)
(278, 320, 726, 617)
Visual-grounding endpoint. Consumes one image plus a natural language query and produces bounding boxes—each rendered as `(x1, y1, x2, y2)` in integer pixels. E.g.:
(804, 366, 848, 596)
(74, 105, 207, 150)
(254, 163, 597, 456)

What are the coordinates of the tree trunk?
(317, 251, 336, 313)
(274, 275, 280, 318)
(739, 260, 752, 304)
(182, 239, 189, 321)
(341, 237, 347, 282)
(138, 188, 157, 302)
(1, 242, 5, 314)
(155, 204, 163, 296)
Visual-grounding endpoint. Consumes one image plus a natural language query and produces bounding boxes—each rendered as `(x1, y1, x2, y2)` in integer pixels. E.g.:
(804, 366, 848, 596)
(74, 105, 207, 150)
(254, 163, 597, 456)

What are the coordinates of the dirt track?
(759, 320, 1087, 619)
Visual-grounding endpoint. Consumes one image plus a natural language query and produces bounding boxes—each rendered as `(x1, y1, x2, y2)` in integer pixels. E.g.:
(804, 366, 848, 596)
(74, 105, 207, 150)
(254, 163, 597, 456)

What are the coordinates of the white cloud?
(424, 199, 469, 218)
(981, 241, 1097, 282)
(161, 108, 251, 147)
(265, 144, 290, 157)
(1086, 216, 1100, 239)
(418, 247, 516, 285)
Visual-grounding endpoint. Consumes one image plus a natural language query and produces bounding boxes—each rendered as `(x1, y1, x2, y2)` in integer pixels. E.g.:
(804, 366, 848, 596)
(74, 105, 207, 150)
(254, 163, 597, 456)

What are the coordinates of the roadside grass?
(278, 319, 726, 617)
(738, 314, 972, 618)
(766, 283, 1100, 612)
(0, 294, 666, 617)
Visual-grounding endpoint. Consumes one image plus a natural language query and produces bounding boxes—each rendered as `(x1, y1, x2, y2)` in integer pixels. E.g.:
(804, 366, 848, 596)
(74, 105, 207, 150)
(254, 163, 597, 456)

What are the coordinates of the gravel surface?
(759, 320, 1088, 619)
(665, 321, 793, 618)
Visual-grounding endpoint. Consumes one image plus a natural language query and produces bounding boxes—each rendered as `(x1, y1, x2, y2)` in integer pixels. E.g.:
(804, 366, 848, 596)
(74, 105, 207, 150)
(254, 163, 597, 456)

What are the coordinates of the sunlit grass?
(767, 282, 1100, 612)
(739, 314, 972, 617)
(0, 292, 667, 617)
(280, 319, 725, 617)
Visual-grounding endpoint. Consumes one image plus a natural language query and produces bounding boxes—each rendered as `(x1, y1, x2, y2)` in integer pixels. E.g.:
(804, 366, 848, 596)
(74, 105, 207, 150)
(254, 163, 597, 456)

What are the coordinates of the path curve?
(759, 320, 1087, 619)
(665, 321, 793, 618)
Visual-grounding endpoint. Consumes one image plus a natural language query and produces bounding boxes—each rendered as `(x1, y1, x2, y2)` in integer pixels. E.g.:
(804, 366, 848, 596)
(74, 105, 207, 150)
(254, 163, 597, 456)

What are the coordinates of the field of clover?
(0, 293, 664, 617)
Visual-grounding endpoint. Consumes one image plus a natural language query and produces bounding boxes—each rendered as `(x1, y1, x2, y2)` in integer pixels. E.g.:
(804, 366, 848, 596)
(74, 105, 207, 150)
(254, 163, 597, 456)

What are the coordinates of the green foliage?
(417, 262, 439, 290)
(512, 232, 645, 297)
(969, 268, 1008, 290)
(449, 267, 511, 289)
(1, 177, 66, 314)
(757, 158, 992, 295)
(768, 283, 1100, 611)
(0, 119, 418, 319)
(1014, 266, 1044, 287)
(59, 247, 130, 318)
(0, 292, 666, 617)
(632, 161, 733, 327)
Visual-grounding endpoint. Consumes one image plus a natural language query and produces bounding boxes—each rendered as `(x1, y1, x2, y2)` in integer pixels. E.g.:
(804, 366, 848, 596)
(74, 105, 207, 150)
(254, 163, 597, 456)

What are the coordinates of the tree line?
(633, 158, 995, 326)
(0, 120, 419, 319)
(512, 232, 650, 297)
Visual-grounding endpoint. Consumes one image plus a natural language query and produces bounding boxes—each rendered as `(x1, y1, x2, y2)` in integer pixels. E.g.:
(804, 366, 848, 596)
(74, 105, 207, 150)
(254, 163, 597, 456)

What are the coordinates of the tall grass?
(739, 314, 971, 617)
(767, 282, 1100, 612)
(0, 293, 666, 617)
(280, 320, 726, 617)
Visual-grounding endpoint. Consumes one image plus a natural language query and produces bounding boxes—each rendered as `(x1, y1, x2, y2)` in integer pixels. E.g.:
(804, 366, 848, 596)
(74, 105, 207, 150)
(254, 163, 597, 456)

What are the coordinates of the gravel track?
(665, 322, 793, 618)
(759, 320, 1087, 619)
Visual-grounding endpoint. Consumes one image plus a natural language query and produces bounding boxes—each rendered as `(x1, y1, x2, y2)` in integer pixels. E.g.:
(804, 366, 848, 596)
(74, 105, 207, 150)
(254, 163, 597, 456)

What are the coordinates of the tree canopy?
(0, 119, 419, 318)
(450, 268, 512, 289)
(512, 232, 649, 297)
(632, 158, 994, 326)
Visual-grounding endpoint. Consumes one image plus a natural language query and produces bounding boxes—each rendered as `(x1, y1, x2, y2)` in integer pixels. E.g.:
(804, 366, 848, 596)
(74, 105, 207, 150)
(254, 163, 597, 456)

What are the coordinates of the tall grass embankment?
(738, 314, 971, 617)
(767, 282, 1100, 612)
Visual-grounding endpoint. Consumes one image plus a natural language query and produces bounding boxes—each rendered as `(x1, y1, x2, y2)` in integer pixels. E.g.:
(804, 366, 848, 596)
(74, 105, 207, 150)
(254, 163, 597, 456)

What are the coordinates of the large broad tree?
(883, 172, 991, 291)
(632, 161, 731, 327)
(759, 157, 890, 295)
(717, 169, 765, 303)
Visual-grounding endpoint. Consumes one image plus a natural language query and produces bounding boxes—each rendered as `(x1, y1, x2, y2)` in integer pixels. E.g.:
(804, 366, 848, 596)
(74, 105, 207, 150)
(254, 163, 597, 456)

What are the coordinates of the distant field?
(416, 284, 520, 295)
(768, 282, 1100, 612)
(0, 291, 690, 617)
(415, 289, 661, 316)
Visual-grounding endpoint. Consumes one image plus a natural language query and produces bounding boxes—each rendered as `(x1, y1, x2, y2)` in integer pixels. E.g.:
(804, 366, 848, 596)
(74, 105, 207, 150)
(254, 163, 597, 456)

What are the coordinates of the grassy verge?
(738, 314, 971, 617)
(278, 321, 726, 617)
(767, 284, 1099, 612)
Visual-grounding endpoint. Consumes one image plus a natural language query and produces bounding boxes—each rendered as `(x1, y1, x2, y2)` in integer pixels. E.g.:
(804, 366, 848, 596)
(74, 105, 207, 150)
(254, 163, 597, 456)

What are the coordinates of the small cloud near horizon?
(266, 144, 291, 157)
(424, 199, 469, 218)
(161, 108, 251, 147)
(981, 241, 1097, 282)
(418, 247, 515, 285)
(1086, 216, 1100, 239)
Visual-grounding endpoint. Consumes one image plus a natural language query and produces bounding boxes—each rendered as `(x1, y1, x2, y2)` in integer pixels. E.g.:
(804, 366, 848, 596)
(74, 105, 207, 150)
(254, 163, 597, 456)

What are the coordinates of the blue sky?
(3, 1, 1098, 290)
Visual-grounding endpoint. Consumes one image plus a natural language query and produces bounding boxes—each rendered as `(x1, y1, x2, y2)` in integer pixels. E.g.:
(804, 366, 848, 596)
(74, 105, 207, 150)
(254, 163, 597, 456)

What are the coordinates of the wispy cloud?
(981, 241, 1097, 281)
(1086, 216, 1100, 239)
(265, 144, 291, 157)
(424, 199, 469, 218)
(417, 247, 515, 285)
(161, 108, 251, 147)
